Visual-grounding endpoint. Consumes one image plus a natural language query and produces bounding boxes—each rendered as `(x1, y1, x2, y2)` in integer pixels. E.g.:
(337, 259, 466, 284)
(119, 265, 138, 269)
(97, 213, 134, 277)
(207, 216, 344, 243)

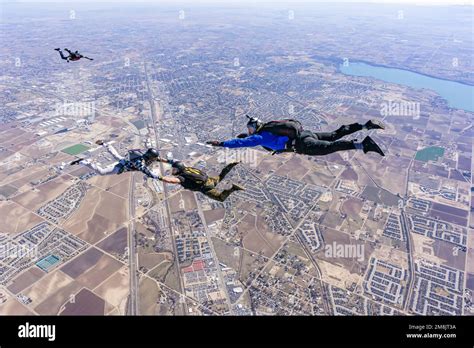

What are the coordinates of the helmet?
(143, 148, 159, 160)
(171, 161, 185, 174)
(171, 160, 185, 170)
(145, 147, 160, 158)
(246, 114, 262, 131)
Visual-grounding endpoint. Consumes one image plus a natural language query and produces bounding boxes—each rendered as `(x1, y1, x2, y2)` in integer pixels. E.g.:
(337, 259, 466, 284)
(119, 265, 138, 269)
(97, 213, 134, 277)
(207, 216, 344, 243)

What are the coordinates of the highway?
(127, 170, 139, 315)
(402, 160, 415, 312)
(143, 62, 188, 313)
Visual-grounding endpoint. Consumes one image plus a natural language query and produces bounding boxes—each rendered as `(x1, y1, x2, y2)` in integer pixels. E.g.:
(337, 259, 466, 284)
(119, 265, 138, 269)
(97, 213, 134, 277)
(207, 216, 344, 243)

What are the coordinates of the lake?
(339, 62, 474, 112)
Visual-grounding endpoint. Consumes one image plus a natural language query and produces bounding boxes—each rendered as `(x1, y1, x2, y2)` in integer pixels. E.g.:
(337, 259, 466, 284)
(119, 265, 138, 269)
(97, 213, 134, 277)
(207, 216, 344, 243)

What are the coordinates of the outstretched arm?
(220, 134, 264, 148)
(156, 157, 169, 163)
(159, 176, 181, 184)
(75, 159, 120, 175)
(206, 134, 264, 148)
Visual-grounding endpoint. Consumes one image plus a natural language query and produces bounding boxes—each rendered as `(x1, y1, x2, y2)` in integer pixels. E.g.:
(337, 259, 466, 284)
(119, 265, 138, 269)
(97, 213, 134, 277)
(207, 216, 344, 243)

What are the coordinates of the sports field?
(62, 144, 90, 155)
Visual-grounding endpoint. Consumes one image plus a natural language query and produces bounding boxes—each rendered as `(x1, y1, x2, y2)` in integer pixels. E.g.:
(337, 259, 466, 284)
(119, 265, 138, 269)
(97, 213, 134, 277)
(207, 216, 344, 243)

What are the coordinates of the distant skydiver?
(206, 115, 385, 157)
(70, 140, 161, 179)
(54, 48, 93, 62)
(156, 157, 244, 202)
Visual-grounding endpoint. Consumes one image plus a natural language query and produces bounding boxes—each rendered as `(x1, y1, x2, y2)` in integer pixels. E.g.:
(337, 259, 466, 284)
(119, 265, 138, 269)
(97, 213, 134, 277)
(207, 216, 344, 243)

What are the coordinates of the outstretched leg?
(297, 138, 357, 156)
(202, 185, 243, 202)
(315, 120, 385, 141)
(217, 162, 239, 182)
(96, 140, 124, 161)
(105, 143, 125, 161)
(295, 131, 384, 156)
(315, 123, 364, 141)
(54, 48, 69, 60)
(72, 158, 122, 175)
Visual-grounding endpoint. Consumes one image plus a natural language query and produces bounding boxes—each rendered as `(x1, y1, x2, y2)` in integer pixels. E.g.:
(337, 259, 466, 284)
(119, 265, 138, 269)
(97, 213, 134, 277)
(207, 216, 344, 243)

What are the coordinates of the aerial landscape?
(0, 0, 472, 318)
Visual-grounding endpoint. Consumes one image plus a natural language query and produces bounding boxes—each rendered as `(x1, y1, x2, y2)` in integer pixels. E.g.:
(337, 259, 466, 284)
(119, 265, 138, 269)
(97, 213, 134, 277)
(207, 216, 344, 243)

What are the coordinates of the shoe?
(70, 158, 84, 165)
(95, 140, 104, 145)
(362, 136, 385, 156)
(365, 119, 385, 130)
(54, 48, 61, 51)
(232, 184, 245, 191)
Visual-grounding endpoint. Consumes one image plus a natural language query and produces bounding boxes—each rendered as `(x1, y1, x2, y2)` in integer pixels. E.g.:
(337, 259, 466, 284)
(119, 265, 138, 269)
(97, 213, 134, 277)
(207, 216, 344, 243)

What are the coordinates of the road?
(195, 196, 234, 313)
(143, 62, 188, 313)
(402, 160, 415, 313)
(127, 172, 139, 315)
(294, 231, 331, 314)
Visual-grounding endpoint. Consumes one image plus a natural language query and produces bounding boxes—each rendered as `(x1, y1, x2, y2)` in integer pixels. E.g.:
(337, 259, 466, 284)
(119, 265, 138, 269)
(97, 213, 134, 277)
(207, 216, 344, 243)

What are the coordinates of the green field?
(415, 146, 445, 162)
(62, 144, 90, 155)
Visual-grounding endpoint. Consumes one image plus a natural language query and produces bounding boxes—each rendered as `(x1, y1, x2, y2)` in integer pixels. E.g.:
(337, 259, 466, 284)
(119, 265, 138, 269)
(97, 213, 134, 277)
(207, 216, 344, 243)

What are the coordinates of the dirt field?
(138, 276, 161, 315)
(0, 292, 34, 315)
(0, 127, 26, 145)
(2, 165, 49, 189)
(169, 190, 197, 213)
(139, 251, 171, 272)
(94, 266, 129, 314)
(341, 198, 364, 219)
(34, 280, 84, 315)
(317, 258, 362, 290)
(96, 227, 128, 255)
(340, 166, 358, 181)
(88, 172, 130, 195)
(59, 288, 105, 315)
(240, 214, 285, 258)
(63, 187, 128, 243)
(321, 211, 345, 229)
(0, 201, 45, 235)
(255, 155, 287, 178)
(211, 237, 241, 270)
(70, 252, 124, 290)
(432, 239, 466, 270)
(313, 226, 373, 276)
(7, 267, 45, 294)
(301, 167, 336, 187)
(162, 262, 181, 293)
(61, 247, 104, 279)
(67, 166, 91, 178)
(203, 208, 225, 225)
(12, 174, 73, 211)
(275, 156, 310, 180)
(107, 176, 131, 198)
(22, 269, 74, 305)
(146, 252, 174, 282)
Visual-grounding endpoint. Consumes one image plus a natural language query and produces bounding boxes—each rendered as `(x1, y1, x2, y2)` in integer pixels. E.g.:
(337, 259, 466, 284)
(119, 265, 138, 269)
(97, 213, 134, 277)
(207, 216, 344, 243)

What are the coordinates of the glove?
(206, 140, 223, 147)
(236, 133, 248, 139)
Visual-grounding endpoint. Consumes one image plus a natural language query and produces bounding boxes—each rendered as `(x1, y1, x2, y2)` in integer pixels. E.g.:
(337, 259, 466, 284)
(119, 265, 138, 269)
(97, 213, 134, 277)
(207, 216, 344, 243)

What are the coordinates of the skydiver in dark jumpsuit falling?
(54, 48, 93, 62)
(207, 115, 385, 157)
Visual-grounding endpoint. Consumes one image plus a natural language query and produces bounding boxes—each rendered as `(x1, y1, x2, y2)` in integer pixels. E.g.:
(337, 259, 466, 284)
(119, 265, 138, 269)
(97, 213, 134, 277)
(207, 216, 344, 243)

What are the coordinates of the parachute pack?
(178, 167, 209, 189)
(256, 119, 303, 139)
(128, 149, 143, 162)
(255, 119, 303, 152)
